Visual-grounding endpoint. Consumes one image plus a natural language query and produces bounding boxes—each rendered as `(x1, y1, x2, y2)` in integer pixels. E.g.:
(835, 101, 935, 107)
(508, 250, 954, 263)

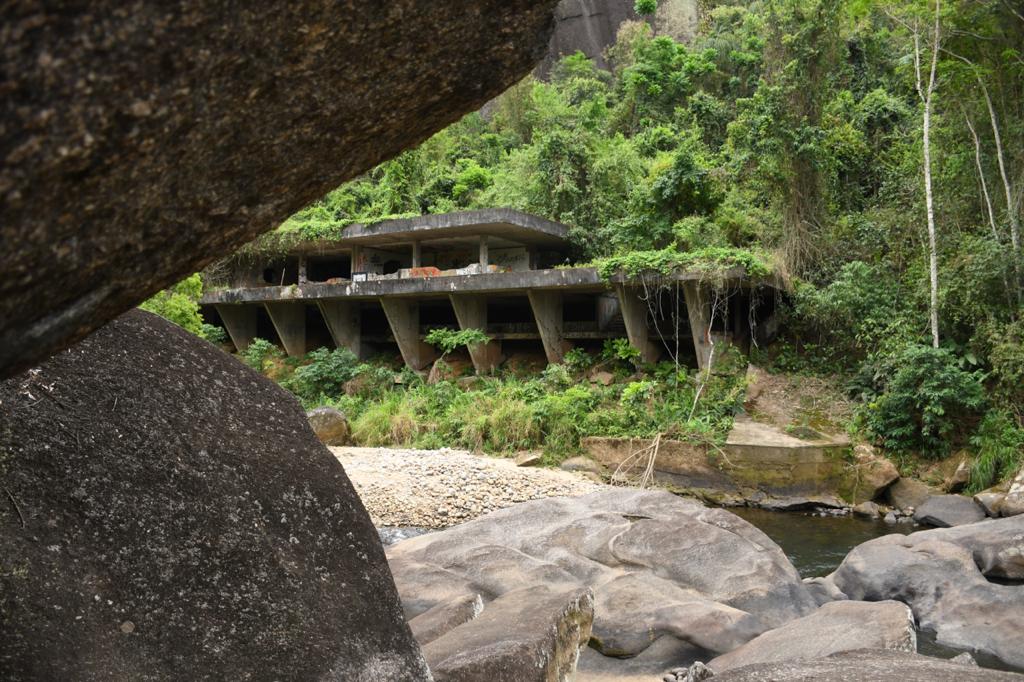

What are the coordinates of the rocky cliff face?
(540, 0, 698, 75)
(0, 2, 559, 379)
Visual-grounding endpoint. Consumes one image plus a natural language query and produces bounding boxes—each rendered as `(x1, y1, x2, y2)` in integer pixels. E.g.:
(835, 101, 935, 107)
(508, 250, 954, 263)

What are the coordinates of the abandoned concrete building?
(200, 209, 779, 373)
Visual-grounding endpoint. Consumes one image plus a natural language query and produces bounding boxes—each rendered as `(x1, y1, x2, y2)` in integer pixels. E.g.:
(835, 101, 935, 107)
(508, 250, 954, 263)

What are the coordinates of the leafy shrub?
(424, 327, 491, 357)
(139, 274, 208, 337)
(563, 347, 594, 372)
(861, 345, 985, 457)
(968, 410, 1024, 493)
(240, 338, 282, 372)
(200, 323, 228, 345)
(285, 347, 361, 402)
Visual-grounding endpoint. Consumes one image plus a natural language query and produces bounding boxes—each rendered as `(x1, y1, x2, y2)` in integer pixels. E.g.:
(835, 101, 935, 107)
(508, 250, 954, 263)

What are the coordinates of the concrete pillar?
(449, 294, 502, 374)
(615, 284, 660, 364)
(351, 245, 363, 274)
(596, 293, 620, 331)
(683, 282, 713, 371)
(264, 301, 306, 357)
(528, 291, 569, 365)
(215, 304, 257, 352)
(380, 298, 436, 371)
(297, 256, 308, 284)
(317, 300, 361, 357)
(479, 235, 489, 268)
(411, 241, 422, 268)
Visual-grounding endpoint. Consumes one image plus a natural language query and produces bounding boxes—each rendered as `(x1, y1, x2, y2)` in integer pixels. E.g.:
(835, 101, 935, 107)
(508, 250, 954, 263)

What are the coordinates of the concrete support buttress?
(682, 282, 713, 371)
(479, 235, 489, 268)
(449, 294, 502, 374)
(614, 284, 660, 363)
(297, 256, 308, 284)
(215, 304, 257, 353)
(380, 298, 436, 371)
(317, 300, 362, 358)
(528, 291, 569, 365)
(411, 241, 422, 268)
(351, 245, 363, 273)
(264, 302, 306, 357)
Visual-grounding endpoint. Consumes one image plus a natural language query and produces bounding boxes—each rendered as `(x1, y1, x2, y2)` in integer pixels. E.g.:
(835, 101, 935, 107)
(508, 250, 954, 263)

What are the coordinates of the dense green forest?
(160, 0, 1023, 488)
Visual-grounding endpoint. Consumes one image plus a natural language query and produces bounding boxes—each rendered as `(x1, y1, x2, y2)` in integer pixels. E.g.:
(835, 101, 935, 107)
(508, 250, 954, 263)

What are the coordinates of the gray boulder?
(559, 455, 605, 476)
(0, 1, 560, 379)
(409, 593, 483, 646)
(975, 491, 1006, 517)
(421, 586, 593, 682)
(905, 514, 1024, 580)
(710, 650, 1024, 681)
(707, 600, 916, 673)
(1002, 469, 1024, 517)
(307, 406, 351, 445)
(388, 489, 816, 676)
(801, 576, 848, 606)
(887, 478, 937, 510)
(831, 530, 1024, 668)
(852, 501, 880, 518)
(913, 494, 986, 527)
(0, 311, 429, 680)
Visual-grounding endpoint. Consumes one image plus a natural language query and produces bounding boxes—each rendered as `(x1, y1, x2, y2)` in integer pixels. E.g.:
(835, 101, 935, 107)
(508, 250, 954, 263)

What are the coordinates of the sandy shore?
(330, 446, 603, 528)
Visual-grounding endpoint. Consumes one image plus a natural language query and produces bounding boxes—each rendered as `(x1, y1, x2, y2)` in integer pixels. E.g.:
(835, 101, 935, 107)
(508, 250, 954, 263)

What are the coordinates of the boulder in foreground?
(0, 311, 428, 681)
(0, 1, 560, 379)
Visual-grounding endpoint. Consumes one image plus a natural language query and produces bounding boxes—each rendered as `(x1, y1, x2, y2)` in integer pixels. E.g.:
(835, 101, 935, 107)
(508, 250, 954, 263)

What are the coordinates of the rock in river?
(387, 489, 817, 676)
(830, 515, 1024, 669)
(0, 310, 428, 680)
(706, 600, 916, 673)
(913, 494, 986, 527)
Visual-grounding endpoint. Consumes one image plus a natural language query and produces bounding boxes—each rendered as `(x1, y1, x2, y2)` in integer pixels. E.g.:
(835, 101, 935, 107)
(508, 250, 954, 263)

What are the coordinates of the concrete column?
(317, 300, 362, 357)
(596, 293, 620, 331)
(380, 298, 436, 371)
(683, 282, 713, 371)
(351, 245, 363, 274)
(449, 294, 502, 374)
(615, 284, 660, 363)
(479, 235, 489, 268)
(411, 241, 422, 268)
(264, 301, 306, 357)
(528, 291, 569, 365)
(297, 256, 308, 284)
(215, 304, 257, 352)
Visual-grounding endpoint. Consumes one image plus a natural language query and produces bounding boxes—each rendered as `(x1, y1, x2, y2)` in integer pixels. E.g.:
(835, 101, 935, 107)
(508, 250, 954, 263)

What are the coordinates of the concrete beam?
(614, 284, 660, 364)
(682, 282, 713, 371)
(527, 291, 569, 365)
(379, 298, 436, 371)
(317, 300, 361, 358)
(264, 302, 306, 357)
(214, 304, 257, 352)
(449, 294, 502, 374)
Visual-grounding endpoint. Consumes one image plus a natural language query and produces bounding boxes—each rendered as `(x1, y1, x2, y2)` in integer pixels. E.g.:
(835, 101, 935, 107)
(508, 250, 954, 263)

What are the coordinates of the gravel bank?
(331, 446, 604, 528)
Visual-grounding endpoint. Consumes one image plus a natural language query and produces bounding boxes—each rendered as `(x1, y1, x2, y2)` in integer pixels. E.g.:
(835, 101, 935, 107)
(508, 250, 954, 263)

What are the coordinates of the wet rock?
(421, 586, 593, 682)
(408, 593, 484, 646)
(709, 649, 1024, 681)
(883, 511, 898, 524)
(707, 600, 916, 673)
(912, 494, 985, 527)
(852, 501, 881, 518)
(0, 1, 560, 379)
(306, 406, 351, 445)
(0, 310, 429, 680)
(887, 478, 939, 511)
(831, 526, 1024, 668)
(388, 489, 816, 676)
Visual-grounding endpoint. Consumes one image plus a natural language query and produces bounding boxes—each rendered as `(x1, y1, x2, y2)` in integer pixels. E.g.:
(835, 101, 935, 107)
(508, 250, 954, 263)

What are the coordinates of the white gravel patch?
(331, 446, 604, 528)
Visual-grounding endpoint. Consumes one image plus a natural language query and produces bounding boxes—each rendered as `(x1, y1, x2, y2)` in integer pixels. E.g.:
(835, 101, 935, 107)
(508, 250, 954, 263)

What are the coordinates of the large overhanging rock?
(0, 1, 559, 379)
(0, 310, 429, 680)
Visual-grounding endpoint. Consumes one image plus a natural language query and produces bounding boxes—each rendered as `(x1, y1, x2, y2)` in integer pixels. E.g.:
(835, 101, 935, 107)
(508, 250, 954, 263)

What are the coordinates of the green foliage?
(424, 327, 491, 356)
(967, 410, 1024, 493)
(140, 274, 223, 343)
(594, 245, 774, 280)
(240, 338, 283, 372)
(283, 347, 361, 403)
(860, 345, 985, 458)
(634, 0, 657, 16)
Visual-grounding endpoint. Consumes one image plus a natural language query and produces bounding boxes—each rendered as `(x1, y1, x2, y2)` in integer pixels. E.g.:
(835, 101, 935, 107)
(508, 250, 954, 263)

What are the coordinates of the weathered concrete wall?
(0, 2, 561, 379)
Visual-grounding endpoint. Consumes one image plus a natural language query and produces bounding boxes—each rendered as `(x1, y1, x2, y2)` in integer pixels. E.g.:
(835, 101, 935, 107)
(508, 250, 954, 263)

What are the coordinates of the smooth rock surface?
(307, 406, 351, 445)
(0, 1, 560, 379)
(831, 525, 1024, 668)
(1002, 469, 1024, 517)
(852, 501, 880, 518)
(975, 491, 1006, 517)
(421, 586, 593, 682)
(559, 455, 606, 475)
(707, 600, 916, 672)
(710, 649, 1024, 681)
(913, 494, 986, 527)
(887, 478, 937, 510)
(0, 310, 429, 681)
(388, 489, 816, 675)
(408, 593, 484, 646)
